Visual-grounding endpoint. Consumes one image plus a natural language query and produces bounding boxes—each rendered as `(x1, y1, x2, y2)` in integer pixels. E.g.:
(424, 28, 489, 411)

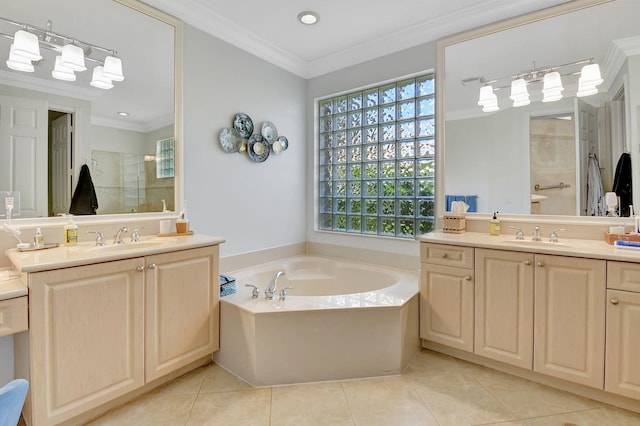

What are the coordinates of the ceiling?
(142, 0, 572, 79)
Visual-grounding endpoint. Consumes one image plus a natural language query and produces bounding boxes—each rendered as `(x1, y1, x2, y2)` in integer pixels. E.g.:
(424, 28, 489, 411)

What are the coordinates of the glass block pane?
(381, 180, 395, 197)
(348, 216, 362, 232)
(364, 89, 378, 107)
(365, 181, 378, 197)
(417, 96, 434, 117)
(381, 142, 395, 160)
(418, 159, 435, 177)
(349, 129, 362, 145)
(319, 213, 332, 229)
(418, 138, 435, 157)
(399, 160, 415, 177)
(398, 180, 414, 197)
(319, 165, 332, 181)
(399, 219, 414, 237)
(320, 181, 332, 197)
(398, 100, 415, 120)
(334, 114, 347, 131)
(319, 149, 332, 165)
(366, 199, 377, 214)
(320, 117, 332, 133)
(398, 121, 415, 140)
(417, 76, 435, 96)
(381, 124, 395, 142)
(397, 79, 415, 100)
(336, 148, 347, 164)
(365, 217, 378, 233)
(349, 164, 361, 180)
(335, 198, 346, 213)
(419, 200, 434, 217)
(349, 93, 362, 111)
(365, 164, 378, 180)
(320, 197, 332, 213)
(417, 119, 435, 137)
(365, 126, 378, 143)
(319, 99, 333, 116)
(366, 145, 378, 161)
(334, 96, 347, 113)
(379, 84, 396, 104)
(381, 162, 395, 178)
(334, 164, 347, 180)
(380, 105, 395, 123)
(334, 181, 346, 196)
(419, 219, 434, 234)
(335, 131, 347, 147)
(320, 133, 333, 149)
(349, 181, 361, 197)
(381, 218, 395, 235)
(365, 108, 378, 125)
(419, 179, 434, 197)
(349, 112, 362, 128)
(333, 215, 346, 231)
(350, 199, 361, 214)
(399, 199, 414, 216)
(349, 146, 361, 162)
(382, 199, 395, 215)
(399, 141, 415, 158)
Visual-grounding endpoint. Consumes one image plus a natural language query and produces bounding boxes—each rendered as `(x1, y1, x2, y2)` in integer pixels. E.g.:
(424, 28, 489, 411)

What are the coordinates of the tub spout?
(265, 271, 285, 300)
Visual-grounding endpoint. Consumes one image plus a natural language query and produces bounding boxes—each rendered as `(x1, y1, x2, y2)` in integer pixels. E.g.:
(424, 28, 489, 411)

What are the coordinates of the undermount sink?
(502, 239, 573, 248)
(86, 238, 176, 253)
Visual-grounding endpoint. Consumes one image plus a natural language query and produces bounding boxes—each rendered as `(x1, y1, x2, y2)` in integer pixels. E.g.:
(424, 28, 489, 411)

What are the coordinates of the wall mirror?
(437, 0, 640, 219)
(0, 0, 182, 219)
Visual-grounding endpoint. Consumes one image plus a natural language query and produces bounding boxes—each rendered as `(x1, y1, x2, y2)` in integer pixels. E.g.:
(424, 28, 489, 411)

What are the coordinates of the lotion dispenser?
(489, 212, 501, 236)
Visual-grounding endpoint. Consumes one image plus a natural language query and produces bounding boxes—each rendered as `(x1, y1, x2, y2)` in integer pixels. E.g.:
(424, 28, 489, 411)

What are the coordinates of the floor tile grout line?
(338, 380, 359, 426)
(404, 372, 443, 426)
(470, 369, 521, 422)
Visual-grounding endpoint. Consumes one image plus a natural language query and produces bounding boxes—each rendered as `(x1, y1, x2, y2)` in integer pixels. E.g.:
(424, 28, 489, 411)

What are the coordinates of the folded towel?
(445, 195, 477, 213)
(220, 275, 236, 297)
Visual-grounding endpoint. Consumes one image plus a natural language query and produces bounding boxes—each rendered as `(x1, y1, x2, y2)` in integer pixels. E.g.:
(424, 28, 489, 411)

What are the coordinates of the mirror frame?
(434, 0, 614, 226)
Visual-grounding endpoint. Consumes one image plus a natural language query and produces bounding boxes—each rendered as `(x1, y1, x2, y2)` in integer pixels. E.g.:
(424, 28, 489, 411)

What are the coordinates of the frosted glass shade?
(51, 56, 76, 81)
(60, 44, 87, 72)
(6, 44, 34, 72)
(478, 85, 495, 106)
(510, 78, 530, 107)
(90, 66, 113, 89)
(481, 93, 499, 112)
(542, 71, 563, 102)
(12, 30, 42, 61)
(576, 78, 598, 97)
(102, 56, 124, 81)
(580, 63, 603, 86)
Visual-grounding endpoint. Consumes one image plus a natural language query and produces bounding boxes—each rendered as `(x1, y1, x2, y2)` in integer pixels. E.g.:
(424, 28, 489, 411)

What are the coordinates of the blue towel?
(445, 195, 477, 213)
(0, 379, 29, 426)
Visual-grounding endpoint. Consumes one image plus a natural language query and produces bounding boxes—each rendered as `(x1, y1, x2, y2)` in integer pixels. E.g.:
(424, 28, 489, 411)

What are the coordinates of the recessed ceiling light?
(297, 11, 319, 25)
(117, 111, 129, 117)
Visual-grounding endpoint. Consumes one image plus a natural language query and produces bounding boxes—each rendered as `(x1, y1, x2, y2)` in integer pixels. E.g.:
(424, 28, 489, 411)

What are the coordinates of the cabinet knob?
(524, 260, 531, 265)
(464, 275, 472, 281)
(136, 266, 144, 272)
(441, 253, 448, 259)
(537, 261, 544, 267)
(148, 263, 157, 269)
(610, 298, 619, 305)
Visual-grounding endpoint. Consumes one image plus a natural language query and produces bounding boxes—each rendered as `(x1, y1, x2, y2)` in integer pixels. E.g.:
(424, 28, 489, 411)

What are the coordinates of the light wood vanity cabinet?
(18, 245, 219, 426)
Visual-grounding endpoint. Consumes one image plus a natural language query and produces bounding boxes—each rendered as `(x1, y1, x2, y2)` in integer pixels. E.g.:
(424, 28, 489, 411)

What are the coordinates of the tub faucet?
(265, 271, 285, 300)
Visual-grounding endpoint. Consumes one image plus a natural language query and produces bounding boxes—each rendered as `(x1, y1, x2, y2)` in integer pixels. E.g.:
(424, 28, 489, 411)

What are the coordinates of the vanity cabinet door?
(533, 255, 606, 389)
(605, 289, 640, 399)
(28, 258, 145, 426)
(420, 262, 474, 352)
(145, 245, 219, 382)
(475, 249, 534, 369)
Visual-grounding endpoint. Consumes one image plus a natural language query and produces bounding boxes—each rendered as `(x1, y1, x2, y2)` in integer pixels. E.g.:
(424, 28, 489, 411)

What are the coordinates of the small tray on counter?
(157, 231, 194, 237)
(17, 243, 60, 252)
(604, 232, 640, 245)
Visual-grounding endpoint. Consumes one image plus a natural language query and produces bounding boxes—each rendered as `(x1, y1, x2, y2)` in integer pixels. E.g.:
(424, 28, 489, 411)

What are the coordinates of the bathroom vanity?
(5, 234, 224, 426)
(418, 232, 640, 412)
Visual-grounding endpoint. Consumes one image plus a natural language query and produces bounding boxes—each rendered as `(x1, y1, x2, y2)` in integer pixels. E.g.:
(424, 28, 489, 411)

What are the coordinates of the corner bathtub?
(213, 255, 420, 386)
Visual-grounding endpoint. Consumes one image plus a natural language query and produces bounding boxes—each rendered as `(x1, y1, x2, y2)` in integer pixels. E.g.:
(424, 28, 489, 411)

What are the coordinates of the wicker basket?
(443, 214, 466, 233)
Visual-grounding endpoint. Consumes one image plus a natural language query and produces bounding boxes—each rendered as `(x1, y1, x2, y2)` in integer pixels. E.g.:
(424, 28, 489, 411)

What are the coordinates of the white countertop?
(0, 268, 27, 301)
(6, 233, 225, 273)
(417, 231, 640, 262)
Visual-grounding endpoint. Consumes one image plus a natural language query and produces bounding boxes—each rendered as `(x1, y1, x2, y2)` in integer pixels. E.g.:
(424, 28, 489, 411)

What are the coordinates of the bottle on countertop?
(489, 211, 501, 236)
(64, 215, 78, 245)
(34, 227, 44, 248)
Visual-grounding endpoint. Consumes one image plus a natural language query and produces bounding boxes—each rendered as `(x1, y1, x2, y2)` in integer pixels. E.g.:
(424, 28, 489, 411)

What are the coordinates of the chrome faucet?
(87, 231, 106, 246)
(113, 226, 129, 244)
(131, 226, 146, 242)
(532, 226, 542, 242)
(508, 226, 525, 240)
(265, 271, 285, 300)
(279, 286, 294, 301)
(549, 228, 566, 243)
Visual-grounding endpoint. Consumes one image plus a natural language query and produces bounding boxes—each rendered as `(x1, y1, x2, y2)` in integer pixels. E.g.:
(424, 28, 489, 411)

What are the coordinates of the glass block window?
(156, 137, 175, 179)
(318, 74, 435, 238)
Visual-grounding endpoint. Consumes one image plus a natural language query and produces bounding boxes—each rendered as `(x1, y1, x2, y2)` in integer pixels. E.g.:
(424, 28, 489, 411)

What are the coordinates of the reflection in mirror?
(0, 0, 177, 218)
(441, 0, 640, 217)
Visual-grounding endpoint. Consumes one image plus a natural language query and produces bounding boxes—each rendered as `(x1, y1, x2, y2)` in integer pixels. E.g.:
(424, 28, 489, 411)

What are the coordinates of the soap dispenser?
(489, 212, 500, 236)
(34, 227, 44, 248)
(64, 215, 78, 245)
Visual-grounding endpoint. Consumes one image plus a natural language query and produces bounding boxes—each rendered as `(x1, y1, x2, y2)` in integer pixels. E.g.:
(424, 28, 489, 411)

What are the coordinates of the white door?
(0, 95, 48, 217)
(51, 114, 73, 215)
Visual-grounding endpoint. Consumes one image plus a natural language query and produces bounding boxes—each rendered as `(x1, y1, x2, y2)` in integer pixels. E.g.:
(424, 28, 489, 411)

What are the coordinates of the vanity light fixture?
(0, 16, 124, 90)
(297, 11, 319, 25)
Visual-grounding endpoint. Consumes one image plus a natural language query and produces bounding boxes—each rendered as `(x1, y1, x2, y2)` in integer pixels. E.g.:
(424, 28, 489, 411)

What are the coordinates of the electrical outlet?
(5, 196, 13, 211)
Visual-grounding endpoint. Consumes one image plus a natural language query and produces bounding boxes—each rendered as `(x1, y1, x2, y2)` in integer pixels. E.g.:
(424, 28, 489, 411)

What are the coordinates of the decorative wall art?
(218, 113, 289, 163)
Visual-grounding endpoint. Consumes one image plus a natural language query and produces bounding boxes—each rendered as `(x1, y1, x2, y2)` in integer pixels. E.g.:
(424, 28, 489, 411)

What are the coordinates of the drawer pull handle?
(524, 260, 531, 265)
(464, 276, 472, 281)
(148, 263, 157, 270)
(611, 298, 619, 305)
(136, 266, 144, 272)
(537, 261, 544, 267)
(441, 253, 448, 259)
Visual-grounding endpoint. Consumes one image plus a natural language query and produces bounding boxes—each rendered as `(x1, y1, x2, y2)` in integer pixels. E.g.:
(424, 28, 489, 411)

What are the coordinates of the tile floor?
(82, 349, 640, 425)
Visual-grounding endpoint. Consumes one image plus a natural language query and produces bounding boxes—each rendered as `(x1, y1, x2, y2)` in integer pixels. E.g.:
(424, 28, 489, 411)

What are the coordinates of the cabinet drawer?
(0, 296, 28, 337)
(607, 261, 640, 292)
(421, 243, 474, 269)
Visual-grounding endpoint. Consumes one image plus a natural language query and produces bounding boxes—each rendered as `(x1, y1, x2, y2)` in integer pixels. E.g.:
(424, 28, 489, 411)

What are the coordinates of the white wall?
(305, 44, 437, 258)
(182, 25, 307, 258)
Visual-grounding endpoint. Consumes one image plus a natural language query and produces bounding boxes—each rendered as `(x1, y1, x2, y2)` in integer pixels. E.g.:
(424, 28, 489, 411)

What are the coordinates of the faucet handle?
(279, 286, 294, 301)
(87, 231, 106, 246)
(131, 226, 146, 242)
(532, 226, 542, 242)
(245, 284, 260, 299)
(549, 228, 567, 243)
(508, 226, 525, 240)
